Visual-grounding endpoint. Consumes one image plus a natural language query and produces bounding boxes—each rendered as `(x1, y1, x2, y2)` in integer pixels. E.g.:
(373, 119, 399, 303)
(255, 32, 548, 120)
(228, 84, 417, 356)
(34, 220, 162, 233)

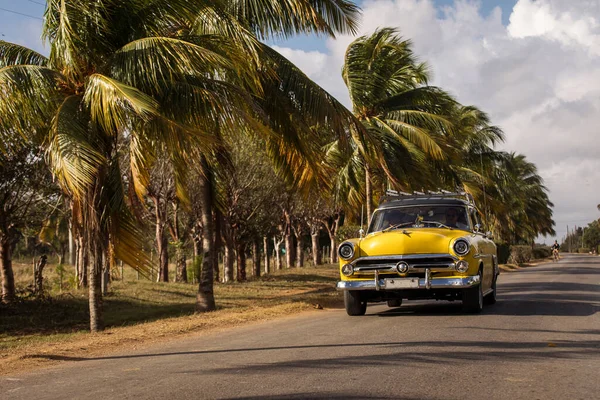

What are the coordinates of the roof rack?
(381, 189, 475, 206)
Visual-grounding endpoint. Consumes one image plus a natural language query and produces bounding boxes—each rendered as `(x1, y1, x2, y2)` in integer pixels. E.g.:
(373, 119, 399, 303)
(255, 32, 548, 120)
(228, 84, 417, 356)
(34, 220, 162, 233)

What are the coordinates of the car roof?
(377, 197, 470, 210)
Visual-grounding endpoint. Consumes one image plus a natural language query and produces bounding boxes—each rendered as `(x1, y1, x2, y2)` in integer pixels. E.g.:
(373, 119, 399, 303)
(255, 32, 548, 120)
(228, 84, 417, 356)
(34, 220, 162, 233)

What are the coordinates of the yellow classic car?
(336, 191, 498, 315)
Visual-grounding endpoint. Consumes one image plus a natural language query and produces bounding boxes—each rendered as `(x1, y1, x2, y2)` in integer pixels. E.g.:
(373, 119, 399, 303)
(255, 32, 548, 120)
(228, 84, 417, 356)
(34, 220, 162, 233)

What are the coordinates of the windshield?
(368, 205, 471, 233)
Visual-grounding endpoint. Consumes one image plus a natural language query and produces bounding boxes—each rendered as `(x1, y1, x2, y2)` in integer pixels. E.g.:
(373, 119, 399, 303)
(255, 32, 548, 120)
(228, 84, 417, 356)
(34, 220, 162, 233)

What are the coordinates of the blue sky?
(273, 0, 518, 51)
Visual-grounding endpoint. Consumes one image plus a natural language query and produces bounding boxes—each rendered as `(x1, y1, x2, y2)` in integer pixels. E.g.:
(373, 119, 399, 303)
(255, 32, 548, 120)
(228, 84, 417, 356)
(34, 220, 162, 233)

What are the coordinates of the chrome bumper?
(336, 274, 480, 291)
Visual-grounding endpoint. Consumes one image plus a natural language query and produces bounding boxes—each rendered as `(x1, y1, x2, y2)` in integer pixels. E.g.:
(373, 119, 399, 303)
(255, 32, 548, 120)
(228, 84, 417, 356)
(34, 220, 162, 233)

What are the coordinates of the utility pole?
(567, 225, 570, 253)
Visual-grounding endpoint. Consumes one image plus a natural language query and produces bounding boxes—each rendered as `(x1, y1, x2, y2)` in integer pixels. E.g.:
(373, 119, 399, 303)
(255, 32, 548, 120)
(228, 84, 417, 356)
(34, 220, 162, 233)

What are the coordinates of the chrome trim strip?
(336, 275, 481, 291)
(474, 253, 493, 259)
(350, 254, 458, 265)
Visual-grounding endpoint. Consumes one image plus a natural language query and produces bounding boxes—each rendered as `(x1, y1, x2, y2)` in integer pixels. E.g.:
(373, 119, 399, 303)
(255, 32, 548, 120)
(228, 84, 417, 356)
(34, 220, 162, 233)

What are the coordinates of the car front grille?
(352, 254, 456, 274)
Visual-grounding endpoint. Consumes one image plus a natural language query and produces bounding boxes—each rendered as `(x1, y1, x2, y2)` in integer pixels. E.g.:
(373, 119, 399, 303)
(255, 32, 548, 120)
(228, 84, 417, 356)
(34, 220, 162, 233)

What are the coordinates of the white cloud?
(275, 0, 600, 241)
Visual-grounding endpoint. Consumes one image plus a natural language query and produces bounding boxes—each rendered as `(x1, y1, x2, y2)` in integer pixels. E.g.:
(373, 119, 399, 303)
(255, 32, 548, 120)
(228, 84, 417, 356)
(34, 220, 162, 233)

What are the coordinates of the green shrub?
(508, 245, 532, 264)
(336, 224, 362, 242)
(496, 243, 510, 264)
(532, 246, 551, 259)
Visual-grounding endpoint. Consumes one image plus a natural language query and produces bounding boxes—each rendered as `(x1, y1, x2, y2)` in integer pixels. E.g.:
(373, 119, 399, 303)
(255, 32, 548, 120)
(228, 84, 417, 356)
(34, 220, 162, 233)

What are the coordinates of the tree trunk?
(285, 233, 294, 268)
(155, 201, 169, 283)
(89, 241, 103, 332)
(196, 157, 216, 312)
(295, 233, 304, 267)
(77, 235, 88, 289)
(223, 226, 235, 282)
(236, 241, 246, 281)
(213, 211, 221, 282)
(263, 236, 270, 275)
(175, 245, 187, 283)
(274, 237, 283, 270)
(252, 239, 261, 277)
(365, 164, 372, 224)
(328, 232, 337, 264)
(311, 233, 321, 266)
(0, 238, 15, 303)
(34, 255, 47, 296)
(68, 222, 75, 266)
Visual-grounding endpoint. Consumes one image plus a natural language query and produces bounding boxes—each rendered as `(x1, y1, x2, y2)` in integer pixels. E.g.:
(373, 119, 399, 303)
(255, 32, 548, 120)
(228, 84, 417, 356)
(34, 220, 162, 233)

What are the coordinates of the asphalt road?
(2, 254, 599, 400)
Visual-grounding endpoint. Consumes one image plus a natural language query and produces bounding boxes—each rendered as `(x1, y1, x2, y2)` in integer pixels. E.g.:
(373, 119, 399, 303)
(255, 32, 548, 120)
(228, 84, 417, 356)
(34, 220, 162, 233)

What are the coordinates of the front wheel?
(462, 272, 483, 313)
(344, 290, 367, 316)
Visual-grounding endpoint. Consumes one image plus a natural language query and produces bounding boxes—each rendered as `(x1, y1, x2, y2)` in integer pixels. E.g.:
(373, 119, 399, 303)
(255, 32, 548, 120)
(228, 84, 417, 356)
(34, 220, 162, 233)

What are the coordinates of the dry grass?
(0, 260, 343, 376)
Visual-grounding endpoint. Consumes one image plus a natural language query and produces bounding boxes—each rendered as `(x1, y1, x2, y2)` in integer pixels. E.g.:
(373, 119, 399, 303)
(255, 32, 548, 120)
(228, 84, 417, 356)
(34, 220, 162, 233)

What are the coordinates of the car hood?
(358, 228, 468, 257)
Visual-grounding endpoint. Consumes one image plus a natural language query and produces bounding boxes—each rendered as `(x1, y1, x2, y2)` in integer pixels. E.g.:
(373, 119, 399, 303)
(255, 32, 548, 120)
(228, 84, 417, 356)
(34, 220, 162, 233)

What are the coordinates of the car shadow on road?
(373, 281, 599, 317)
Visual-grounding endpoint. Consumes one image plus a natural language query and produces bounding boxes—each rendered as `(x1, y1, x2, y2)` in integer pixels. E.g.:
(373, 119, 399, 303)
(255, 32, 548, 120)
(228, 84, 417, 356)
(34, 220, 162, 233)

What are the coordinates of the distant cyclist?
(551, 240, 560, 261)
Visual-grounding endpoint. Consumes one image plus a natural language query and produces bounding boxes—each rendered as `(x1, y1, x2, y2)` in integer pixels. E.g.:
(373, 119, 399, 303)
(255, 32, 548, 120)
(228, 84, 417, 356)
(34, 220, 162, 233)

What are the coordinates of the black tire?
(462, 271, 483, 313)
(387, 299, 403, 308)
(485, 274, 497, 305)
(344, 290, 367, 316)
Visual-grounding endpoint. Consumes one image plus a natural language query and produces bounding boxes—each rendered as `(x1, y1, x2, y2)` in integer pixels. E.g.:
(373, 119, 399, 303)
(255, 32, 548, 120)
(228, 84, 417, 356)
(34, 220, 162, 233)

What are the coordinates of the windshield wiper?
(418, 220, 453, 229)
(382, 222, 414, 232)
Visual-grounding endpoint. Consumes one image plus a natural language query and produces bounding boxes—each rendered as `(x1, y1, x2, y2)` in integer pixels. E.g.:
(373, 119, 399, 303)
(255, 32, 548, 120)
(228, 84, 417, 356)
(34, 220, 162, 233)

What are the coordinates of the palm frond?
(110, 37, 233, 95)
(226, 0, 360, 40)
(47, 95, 106, 199)
(0, 40, 48, 67)
(84, 74, 159, 133)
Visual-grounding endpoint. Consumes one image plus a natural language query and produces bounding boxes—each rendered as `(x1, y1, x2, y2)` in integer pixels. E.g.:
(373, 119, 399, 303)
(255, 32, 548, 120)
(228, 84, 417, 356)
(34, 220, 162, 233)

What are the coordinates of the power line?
(25, 0, 46, 6)
(0, 6, 43, 20)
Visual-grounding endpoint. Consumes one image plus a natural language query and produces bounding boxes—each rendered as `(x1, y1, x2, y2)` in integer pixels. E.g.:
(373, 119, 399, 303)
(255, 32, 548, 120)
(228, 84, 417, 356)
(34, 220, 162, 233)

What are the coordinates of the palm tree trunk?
(311, 232, 321, 266)
(285, 232, 294, 268)
(263, 236, 270, 274)
(0, 237, 15, 303)
(154, 200, 169, 283)
(223, 229, 235, 282)
(213, 211, 221, 283)
(89, 241, 103, 332)
(77, 234, 88, 288)
(236, 241, 246, 281)
(175, 245, 187, 283)
(196, 157, 216, 312)
(365, 164, 372, 223)
(295, 234, 304, 267)
(252, 239, 261, 277)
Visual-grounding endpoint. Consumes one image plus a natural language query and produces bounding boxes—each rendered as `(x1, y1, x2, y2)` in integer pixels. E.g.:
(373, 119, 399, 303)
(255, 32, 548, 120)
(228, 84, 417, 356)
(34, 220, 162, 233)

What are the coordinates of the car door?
(469, 208, 495, 290)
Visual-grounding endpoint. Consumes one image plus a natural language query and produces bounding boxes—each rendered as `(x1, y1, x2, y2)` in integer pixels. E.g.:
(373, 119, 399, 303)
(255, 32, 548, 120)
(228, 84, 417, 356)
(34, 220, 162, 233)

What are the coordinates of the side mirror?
(474, 224, 482, 233)
(359, 228, 365, 238)
(486, 231, 493, 240)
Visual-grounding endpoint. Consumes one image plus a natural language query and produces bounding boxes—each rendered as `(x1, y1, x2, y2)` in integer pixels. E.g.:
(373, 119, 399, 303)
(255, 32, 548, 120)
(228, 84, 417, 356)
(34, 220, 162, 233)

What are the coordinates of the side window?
(469, 208, 481, 232)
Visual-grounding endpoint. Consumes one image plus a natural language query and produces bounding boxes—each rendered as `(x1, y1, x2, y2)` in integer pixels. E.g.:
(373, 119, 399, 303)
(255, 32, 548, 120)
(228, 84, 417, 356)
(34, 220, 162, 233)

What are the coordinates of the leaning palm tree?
(1, 0, 362, 328)
(340, 28, 455, 218)
(0, 1, 266, 331)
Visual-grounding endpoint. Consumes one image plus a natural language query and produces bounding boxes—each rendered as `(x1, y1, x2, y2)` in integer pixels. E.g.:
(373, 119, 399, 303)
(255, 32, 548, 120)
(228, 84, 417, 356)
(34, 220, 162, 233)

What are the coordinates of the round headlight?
(341, 264, 354, 276)
(396, 261, 409, 274)
(453, 239, 470, 256)
(338, 243, 355, 260)
(456, 260, 469, 273)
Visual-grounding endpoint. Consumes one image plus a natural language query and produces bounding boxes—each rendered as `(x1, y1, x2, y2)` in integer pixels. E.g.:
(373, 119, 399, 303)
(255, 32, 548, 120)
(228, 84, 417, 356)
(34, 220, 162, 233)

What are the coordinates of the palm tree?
(340, 28, 455, 218)
(0, 1, 266, 331)
(0, 0, 362, 327)
(487, 153, 555, 243)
